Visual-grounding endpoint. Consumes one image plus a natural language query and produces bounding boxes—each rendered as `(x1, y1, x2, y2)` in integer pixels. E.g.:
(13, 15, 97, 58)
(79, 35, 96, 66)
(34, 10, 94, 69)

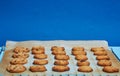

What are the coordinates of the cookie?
(52, 50, 66, 55)
(12, 53, 29, 58)
(32, 46, 45, 51)
(91, 47, 105, 52)
(54, 60, 69, 65)
(52, 65, 70, 72)
(96, 55, 110, 60)
(6, 65, 26, 73)
(103, 66, 119, 73)
(72, 47, 84, 51)
(97, 60, 112, 66)
(77, 61, 90, 66)
(29, 65, 47, 72)
(72, 50, 86, 55)
(51, 46, 65, 51)
(75, 55, 88, 61)
(33, 59, 48, 65)
(94, 51, 107, 56)
(78, 66, 93, 72)
(34, 54, 47, 59)
(13, 47, 30, 53)
(10, 58, 27, 65)
(55, 55, 69, 60)
(32, 49, 45, 54)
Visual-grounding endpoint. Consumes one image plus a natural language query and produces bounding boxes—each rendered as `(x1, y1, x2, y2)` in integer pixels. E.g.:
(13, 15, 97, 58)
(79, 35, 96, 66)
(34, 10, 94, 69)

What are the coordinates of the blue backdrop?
(0, 0, 120, 46)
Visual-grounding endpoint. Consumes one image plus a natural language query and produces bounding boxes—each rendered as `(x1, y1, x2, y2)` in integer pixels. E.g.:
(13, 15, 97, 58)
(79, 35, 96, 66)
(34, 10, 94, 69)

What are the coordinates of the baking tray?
(0, 40, 120, 76)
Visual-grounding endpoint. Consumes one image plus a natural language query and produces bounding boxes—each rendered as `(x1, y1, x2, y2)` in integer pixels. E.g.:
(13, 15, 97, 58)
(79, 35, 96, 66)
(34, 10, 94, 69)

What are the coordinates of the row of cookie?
(72, 47, 93, 72)
(7, 47, 30, 73)
(51, 46, 70, 72)
(91, 47, 119, 73)
(30, 46, 48, 72)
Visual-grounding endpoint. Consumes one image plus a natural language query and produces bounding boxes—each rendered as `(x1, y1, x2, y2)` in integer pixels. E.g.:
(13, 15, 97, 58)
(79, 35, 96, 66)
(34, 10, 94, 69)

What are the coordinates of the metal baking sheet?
(0, 40, 120, 76)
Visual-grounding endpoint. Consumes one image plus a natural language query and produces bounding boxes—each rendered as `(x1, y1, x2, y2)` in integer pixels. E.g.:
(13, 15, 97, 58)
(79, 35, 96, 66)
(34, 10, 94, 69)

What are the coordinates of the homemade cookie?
(32, 46, 45, 51)
(52, 50, 66, 55)
(72, 50, 86, 55)
(77, 61, 90, 66)
(6, 65, 26, 73)
(72, 47, 84, 51)
(34, 54, 47, 59)
(33, 59, 48, 65)
(55, 55, 69, 60)
(29, 65, 47, 72)
(78, 66, 93, 72)
(13, 47, 30, 53)
(51, 46, 65, 51)
(52, 65, 70, 72)
(12, 53, 29, 58)
(54, 60, 69, 65)
(10, 58, 27, 65)
(91, 47, 105, 52)
(96, 55, 110, 60)
(103, 66, 119, 73)
(94, 51, 107, 56)
(75, 55, 88, 61)
(97, 60, 112, 66)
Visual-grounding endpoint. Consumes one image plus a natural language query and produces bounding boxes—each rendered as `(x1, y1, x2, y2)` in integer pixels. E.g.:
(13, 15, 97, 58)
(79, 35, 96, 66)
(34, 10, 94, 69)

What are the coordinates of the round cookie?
(103, 66, 119, 73)
(54, 60, 69, 65)
(12, 53, 29, 58)
(91, 47, 105, 52)
(77, 61, 90, 66)
(32, 49, 45, 54)
(97, 60, 112, 66)
(10, 58, 27, 65)
(96, 55, 110, 60)
(52, 50, 66, 55)
(72, 47, 84, 51)
(32, 46, 45, 51)
(72, 50, 86, 55)
(34, 54, 47, 59)
(75, 55, 88, 61)
(52, 65, 70, 72)
(55, 55, 69, 60)
(33, 59, 48, 65)
(78, 66, 93, 72)
(6, 65, 26, 73)
(94, 51, 107, 56)
(29, 65, 47, 72)
(13, 47, 30, 53)
(51, 46, 65, 51)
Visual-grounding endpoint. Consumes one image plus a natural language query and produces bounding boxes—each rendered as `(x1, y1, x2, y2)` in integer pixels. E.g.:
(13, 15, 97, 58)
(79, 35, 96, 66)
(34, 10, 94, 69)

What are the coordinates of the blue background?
(0, 0, 120, 46)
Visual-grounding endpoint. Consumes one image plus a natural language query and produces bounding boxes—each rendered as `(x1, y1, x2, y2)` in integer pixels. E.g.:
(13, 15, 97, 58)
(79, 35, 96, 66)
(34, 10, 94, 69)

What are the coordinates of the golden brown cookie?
(32, 46, 45, 51)
(91, 47, 105, 52)
(6, 65, 26, 73)
(72, 50, 86, 55)
(103, 66, 119, 73)
(51, 46, 65, 51)
(12, 53, 29, 58)
(75, 55, 88, 61)
(77, 61, 90, 66)
(55, 55, 70, 60)
(10, 58, 27, 65)
(72, 47, 84, 51)
(52, 65, 70, 72)
(29, 65, 47, 72)
(13, 47, 30, 53)
(94, 51, 107, 56)
(78, 66, 93, 72)
(52, 50, 66, 55)
(97, 60, 112, 66)
(34, 54, 47, 59)
(96, 55, 110, 60)
(54, 60, 69, 65)
(33, 59, 48, 65)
